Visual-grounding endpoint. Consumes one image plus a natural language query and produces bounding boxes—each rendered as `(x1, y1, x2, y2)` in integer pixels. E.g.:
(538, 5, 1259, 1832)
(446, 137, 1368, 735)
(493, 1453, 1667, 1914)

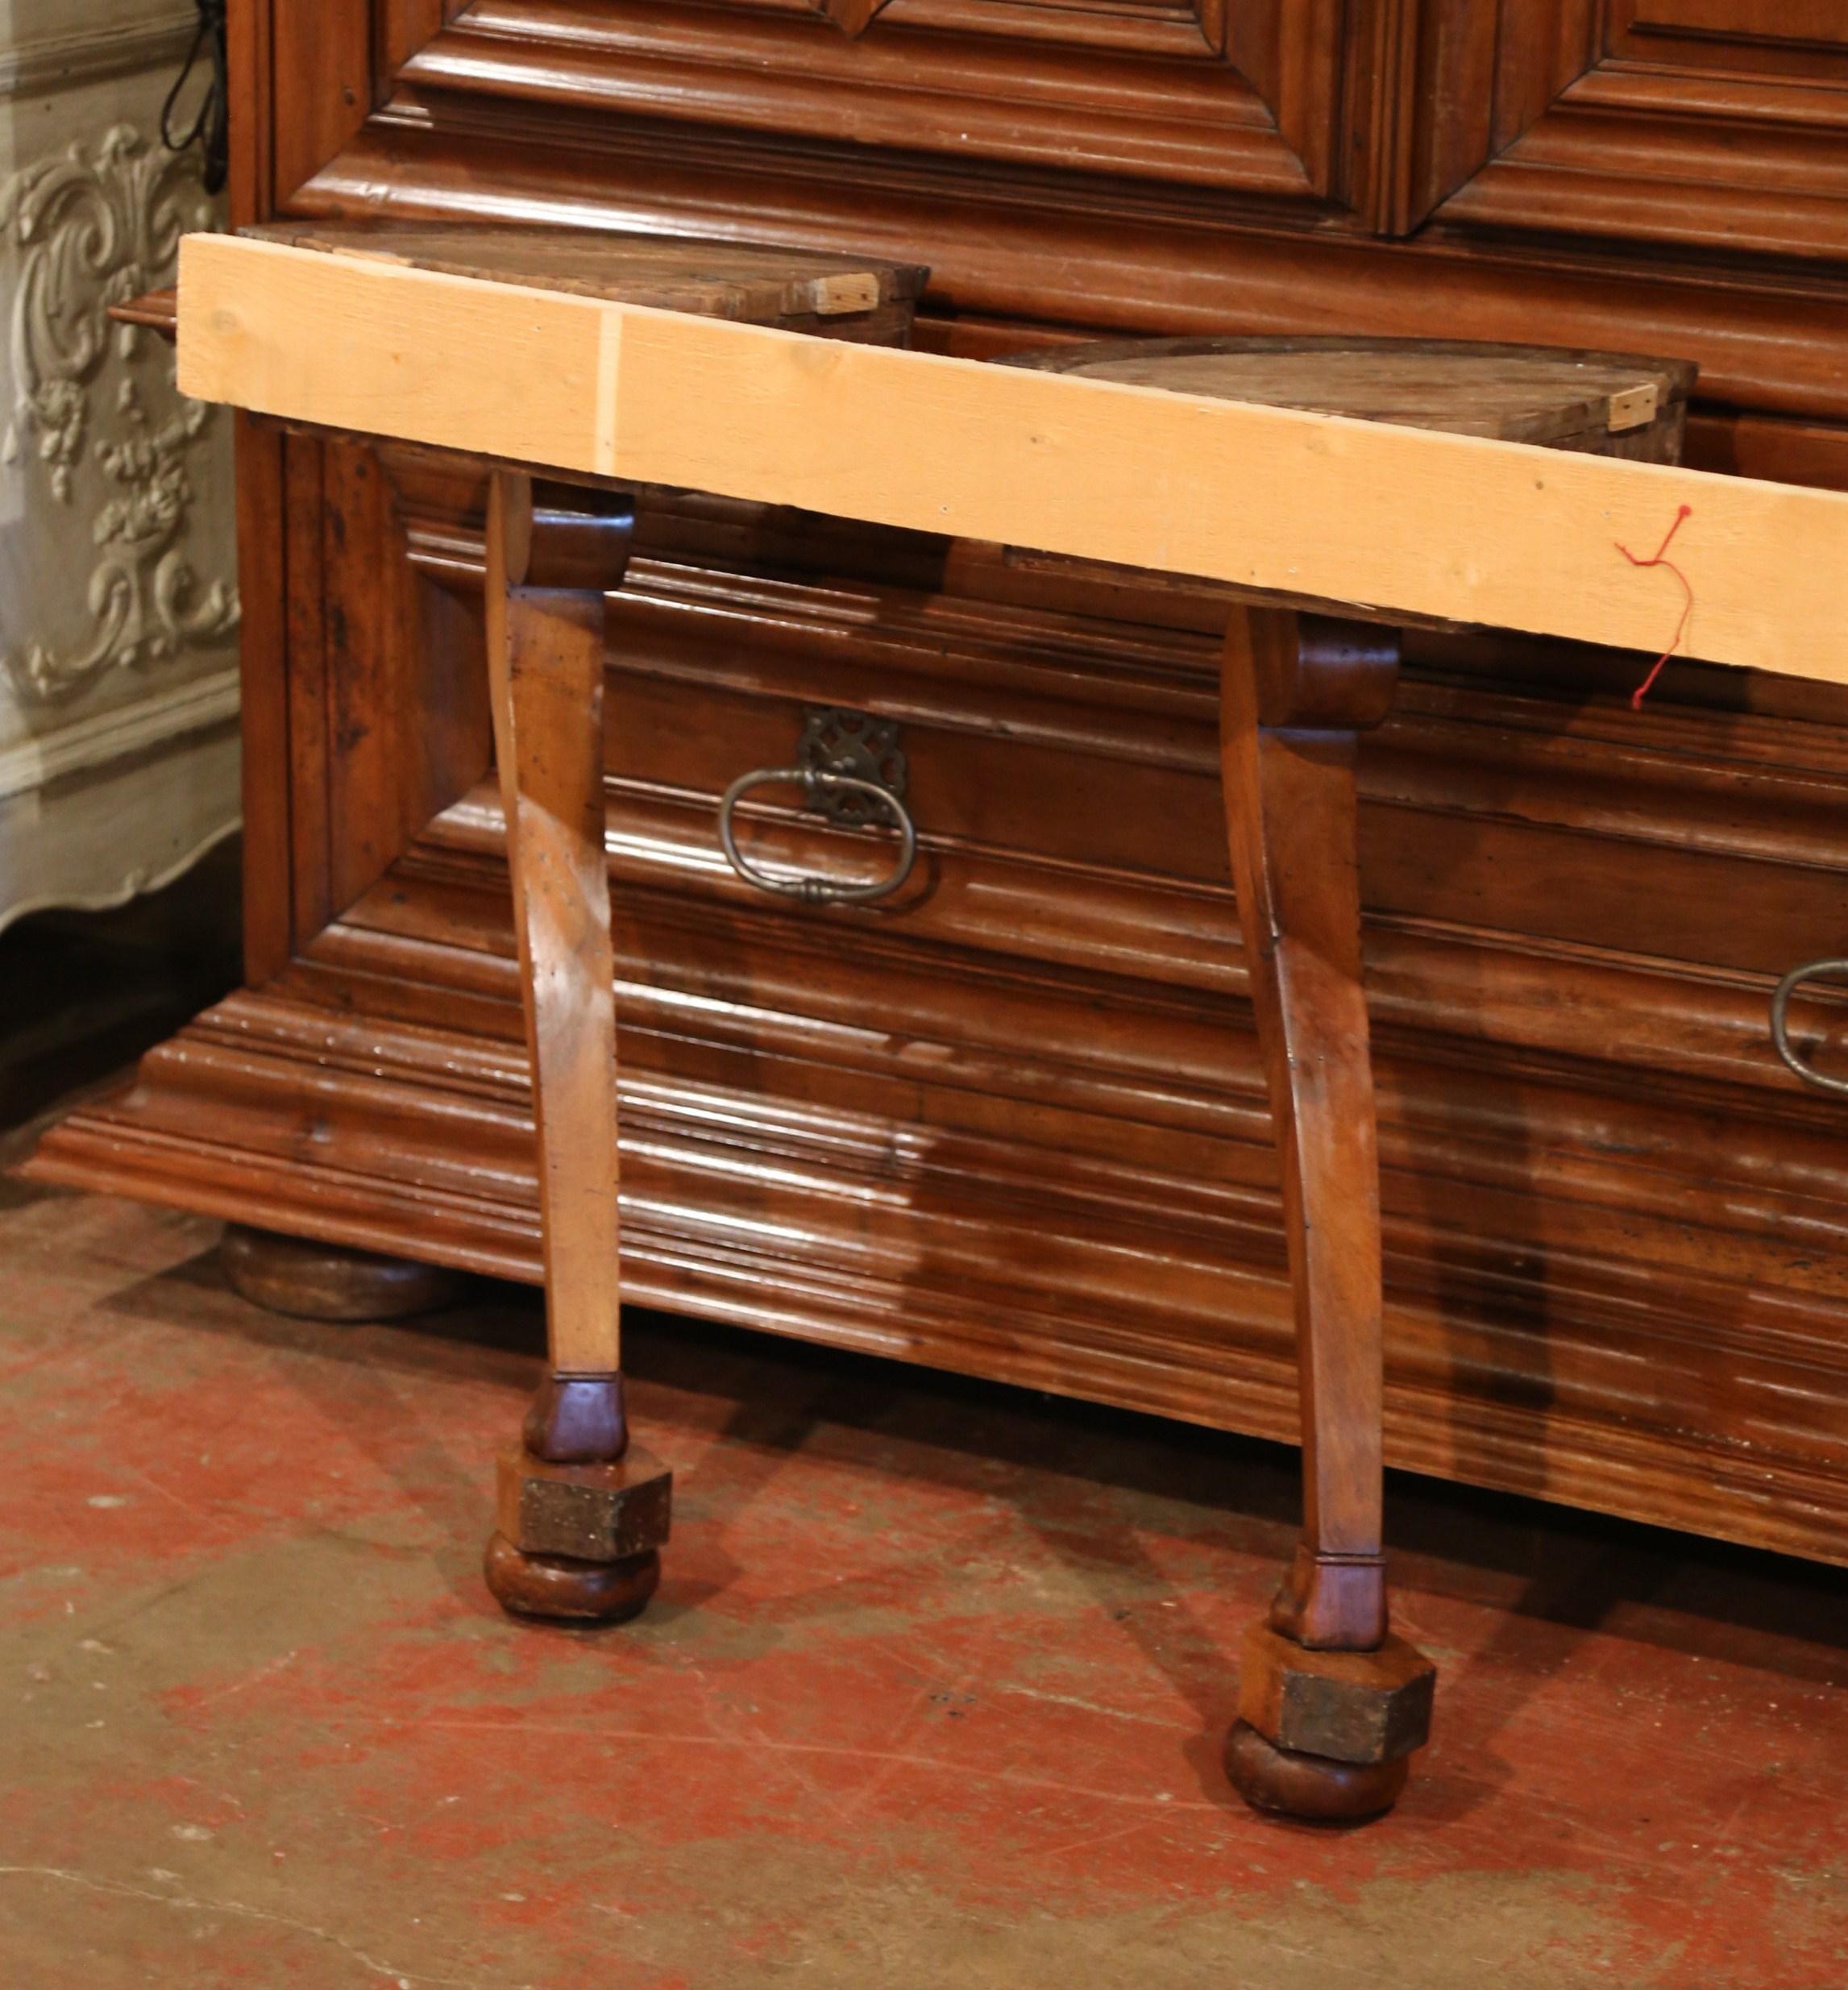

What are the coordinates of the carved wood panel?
(1408, 0, 1848, 256)
(377, 0, 1405, 220)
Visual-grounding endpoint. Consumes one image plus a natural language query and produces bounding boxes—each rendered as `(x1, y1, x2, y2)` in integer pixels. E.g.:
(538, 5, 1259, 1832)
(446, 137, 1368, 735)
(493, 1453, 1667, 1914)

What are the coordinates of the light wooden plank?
(177, 232, 1848, 684)
(181, 232, 611, 475)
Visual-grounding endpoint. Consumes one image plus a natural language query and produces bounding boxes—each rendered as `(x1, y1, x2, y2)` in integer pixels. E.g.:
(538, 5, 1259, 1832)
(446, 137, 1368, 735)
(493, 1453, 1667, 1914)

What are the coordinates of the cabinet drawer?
(600, 571, 1848, 993)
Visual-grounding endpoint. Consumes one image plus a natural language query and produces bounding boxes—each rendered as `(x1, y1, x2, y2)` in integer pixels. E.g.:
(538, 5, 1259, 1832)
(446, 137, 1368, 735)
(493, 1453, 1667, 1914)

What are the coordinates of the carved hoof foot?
(1224, 1720, 1409, 1823)
(222, 1224, 465, 1323)
(484, 1535, 659, 1624)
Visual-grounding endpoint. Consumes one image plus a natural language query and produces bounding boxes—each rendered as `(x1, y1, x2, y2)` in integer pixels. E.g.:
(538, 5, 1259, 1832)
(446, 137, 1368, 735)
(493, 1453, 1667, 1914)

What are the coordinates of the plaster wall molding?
(1, 120, 239, 704)
(0, 743, 239, 937)
(0, 661, 237, 803)
(0, 15, 199, 104)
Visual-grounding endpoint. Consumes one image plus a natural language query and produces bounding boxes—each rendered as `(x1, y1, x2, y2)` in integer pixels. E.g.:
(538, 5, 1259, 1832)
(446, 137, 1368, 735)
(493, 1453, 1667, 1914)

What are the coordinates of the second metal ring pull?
(1771, 958, 1848, 1098)
(719, 766, 918, 905)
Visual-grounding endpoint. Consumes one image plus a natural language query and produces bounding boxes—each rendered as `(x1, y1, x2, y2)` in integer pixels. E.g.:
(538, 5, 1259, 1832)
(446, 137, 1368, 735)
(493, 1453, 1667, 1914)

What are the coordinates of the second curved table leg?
(480, 470, 672, 1625)
(1217, 605, 1435, 1822)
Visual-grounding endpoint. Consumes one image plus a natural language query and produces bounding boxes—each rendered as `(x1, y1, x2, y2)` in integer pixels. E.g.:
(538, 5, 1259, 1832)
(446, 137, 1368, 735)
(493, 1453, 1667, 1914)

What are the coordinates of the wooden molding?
(30, 855, 1848, 1568)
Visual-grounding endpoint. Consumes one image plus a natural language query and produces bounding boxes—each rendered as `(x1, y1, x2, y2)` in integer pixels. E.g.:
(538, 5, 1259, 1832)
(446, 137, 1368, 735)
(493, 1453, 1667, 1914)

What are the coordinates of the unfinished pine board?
(176, 231, 1848, 685)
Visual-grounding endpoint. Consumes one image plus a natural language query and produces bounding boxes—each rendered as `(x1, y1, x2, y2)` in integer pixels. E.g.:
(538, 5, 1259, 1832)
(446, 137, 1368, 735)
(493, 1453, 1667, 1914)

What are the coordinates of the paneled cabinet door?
(1407, 0, 1848, 258)
(388, 0, 1405, 222)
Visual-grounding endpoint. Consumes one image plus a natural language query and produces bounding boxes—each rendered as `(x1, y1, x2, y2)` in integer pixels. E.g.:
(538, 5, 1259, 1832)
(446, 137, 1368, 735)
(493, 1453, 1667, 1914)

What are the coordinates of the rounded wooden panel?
(1008, 336, 1696, 449)
(245, 220, 928, 326)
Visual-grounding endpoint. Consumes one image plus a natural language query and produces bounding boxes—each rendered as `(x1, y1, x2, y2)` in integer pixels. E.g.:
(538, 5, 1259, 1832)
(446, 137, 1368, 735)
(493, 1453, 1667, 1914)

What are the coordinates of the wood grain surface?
(1010, 337, 1695, 447)
(247, 218, 927, 324)
(484, 475, 631, 1377)
(1218, 609, 1398, 1653)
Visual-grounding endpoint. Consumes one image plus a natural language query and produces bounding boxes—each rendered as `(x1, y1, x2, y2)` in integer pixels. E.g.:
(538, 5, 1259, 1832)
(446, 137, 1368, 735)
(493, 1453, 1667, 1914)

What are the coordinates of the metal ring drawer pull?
(718, 767, 917, 906)
(1771, 958, 1848, 1098)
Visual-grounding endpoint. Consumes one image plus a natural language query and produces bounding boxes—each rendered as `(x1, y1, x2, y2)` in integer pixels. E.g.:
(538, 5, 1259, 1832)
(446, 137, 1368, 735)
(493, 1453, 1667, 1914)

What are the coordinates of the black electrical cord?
(160, 0, 229, 195)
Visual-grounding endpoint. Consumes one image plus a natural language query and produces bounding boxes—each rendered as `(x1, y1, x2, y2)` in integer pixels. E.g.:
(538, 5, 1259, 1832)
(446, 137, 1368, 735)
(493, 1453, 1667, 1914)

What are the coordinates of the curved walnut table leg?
(478, 471, 671, 1626)
(1218, 607, 1435, 1822)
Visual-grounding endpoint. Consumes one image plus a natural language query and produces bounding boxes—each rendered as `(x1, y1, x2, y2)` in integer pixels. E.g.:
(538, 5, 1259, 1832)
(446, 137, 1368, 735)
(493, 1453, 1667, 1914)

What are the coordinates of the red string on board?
(1616, 502, 1693, 710)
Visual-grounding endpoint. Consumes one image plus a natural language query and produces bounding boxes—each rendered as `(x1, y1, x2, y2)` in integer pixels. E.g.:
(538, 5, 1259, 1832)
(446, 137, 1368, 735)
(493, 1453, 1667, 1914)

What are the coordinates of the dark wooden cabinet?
(33, 0, 1848, 1567)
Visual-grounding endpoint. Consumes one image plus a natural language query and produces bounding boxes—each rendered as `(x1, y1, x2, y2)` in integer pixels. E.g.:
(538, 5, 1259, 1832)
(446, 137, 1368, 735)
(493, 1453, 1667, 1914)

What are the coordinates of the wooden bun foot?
(1224, 1720, 1409, 1822)
(222, 1223, 465, 1323)
(484, 1534, 659, 1623)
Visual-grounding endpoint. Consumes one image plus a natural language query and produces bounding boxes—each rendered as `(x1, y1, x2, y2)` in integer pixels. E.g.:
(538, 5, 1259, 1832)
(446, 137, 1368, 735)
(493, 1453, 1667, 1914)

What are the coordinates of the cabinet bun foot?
(1223, 1720, 1410, 1823)
(220, 1223, 465, 1323)
(482, 1534, 660, 1624)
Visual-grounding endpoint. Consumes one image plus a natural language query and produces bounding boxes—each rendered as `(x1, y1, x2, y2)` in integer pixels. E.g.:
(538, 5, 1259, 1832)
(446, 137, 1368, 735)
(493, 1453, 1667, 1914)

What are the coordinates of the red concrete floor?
(3, 1179, 1847, 1988)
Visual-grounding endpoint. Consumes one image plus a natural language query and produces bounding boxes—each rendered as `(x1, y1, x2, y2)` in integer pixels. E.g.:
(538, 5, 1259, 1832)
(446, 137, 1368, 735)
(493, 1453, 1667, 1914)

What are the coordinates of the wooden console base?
(30, 400, 1848, 1581)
